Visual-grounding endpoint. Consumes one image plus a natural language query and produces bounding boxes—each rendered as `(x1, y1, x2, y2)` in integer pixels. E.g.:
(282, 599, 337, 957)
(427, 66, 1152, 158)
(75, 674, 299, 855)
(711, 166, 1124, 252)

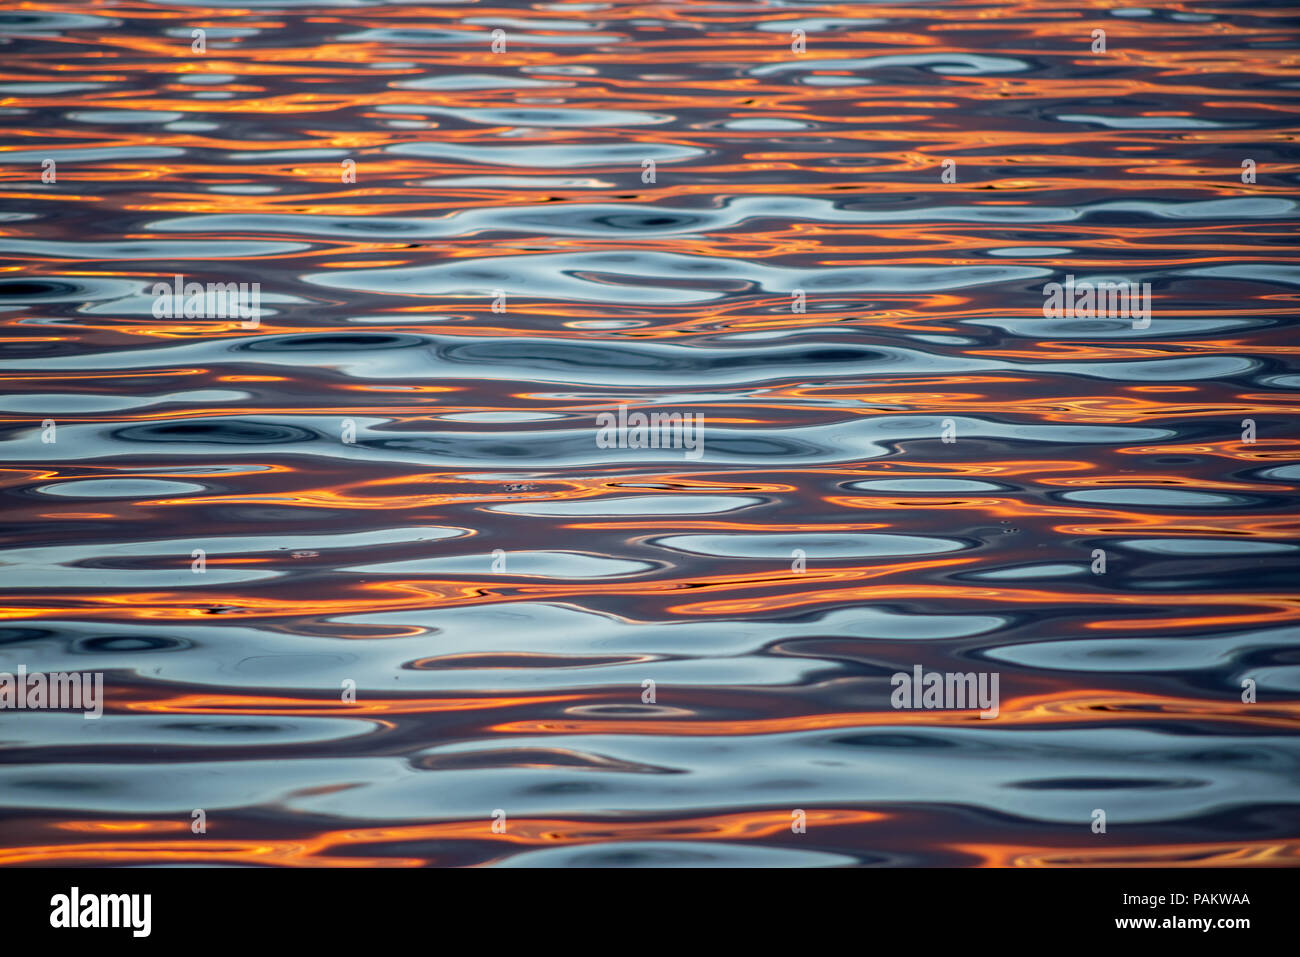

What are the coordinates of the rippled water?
(2, 0, 1298, 868)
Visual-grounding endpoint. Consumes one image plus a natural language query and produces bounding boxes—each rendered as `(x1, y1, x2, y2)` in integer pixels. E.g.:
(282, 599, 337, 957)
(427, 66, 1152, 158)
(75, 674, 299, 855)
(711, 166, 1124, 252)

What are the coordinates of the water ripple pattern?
(0, 0, 1298, 868)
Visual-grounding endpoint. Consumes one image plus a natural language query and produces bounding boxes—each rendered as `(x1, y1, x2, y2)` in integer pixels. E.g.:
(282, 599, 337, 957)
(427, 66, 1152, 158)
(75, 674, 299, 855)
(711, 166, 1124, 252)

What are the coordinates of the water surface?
(1, 0, 1298, 867)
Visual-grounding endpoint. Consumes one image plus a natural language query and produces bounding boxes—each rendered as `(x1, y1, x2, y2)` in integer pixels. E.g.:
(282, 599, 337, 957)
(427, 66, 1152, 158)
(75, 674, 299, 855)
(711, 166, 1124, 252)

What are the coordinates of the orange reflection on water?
(1, 808, 885, 867)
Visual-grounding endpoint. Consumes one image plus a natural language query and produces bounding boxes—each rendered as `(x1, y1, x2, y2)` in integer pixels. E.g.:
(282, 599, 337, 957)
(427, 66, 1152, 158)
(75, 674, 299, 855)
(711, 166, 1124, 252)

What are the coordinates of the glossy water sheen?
(1, 0, 1298, 868)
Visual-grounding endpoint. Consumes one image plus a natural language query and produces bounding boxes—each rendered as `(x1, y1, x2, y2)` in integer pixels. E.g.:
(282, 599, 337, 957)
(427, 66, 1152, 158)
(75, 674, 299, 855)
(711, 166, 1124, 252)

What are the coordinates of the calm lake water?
(1, 0, 1298, 867)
